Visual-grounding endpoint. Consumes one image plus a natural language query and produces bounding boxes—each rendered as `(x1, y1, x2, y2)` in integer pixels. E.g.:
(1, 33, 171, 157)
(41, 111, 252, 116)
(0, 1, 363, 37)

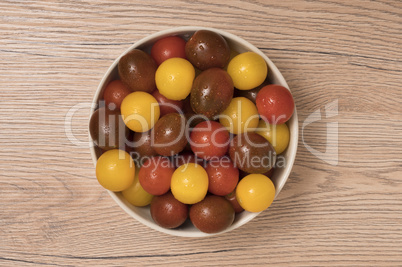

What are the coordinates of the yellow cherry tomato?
(155, 58, 195, 100)
(122, 168, 153, 207)
(96, 149, 135, 192)
(227, 52, 267, 90)
(171, 163, 208, 204)
(120, 92, 160, 132)
(219, 97, 259, 134)
(255, 120, 290, 155)
(236, 174, 275, 213)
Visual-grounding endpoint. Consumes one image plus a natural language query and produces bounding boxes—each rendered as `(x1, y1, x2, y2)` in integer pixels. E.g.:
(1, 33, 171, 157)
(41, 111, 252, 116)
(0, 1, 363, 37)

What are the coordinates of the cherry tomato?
(236, 174, 275, 212)
(255, 120, 290, 154)
(150, 191, 188, 229)
(126, 130, 157, 164)
(227, 52, 267, 90)
(120, 92, 160, 132)
(155, 58, 195, 101)
(171, 163, 208, 204)
(264, 167, 275, 178)
(103, 80, 132, 110)
(219, 97, 259, 134)
(229, 132, 276, 174)
(185, 30, 231, 70)
(118, 49, 157, 93)
(152, 113, 188, 156)
(190, 68, 234, 119)
(152, 89, 184, 116)
(205, 156, 239, 196)
(96, 149, 135, 192)
(139, 156, 175, 196)
(89, 107, 129, 151)
(151, 36, 187, 65)
(189, 195, 234, 233)
(122, 168, 153, 207)
(225, 190, 244, 213)
(190, 120, 230, 160)
(256, 84, 294, 124)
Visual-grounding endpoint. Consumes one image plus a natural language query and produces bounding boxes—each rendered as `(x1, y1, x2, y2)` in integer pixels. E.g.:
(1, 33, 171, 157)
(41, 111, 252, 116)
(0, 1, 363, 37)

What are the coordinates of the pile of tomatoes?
(90, 30, 295, 233)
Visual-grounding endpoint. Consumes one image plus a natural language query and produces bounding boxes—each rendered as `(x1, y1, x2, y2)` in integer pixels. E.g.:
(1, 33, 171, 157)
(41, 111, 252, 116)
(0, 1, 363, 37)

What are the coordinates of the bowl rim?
(89, 26, 298, 237)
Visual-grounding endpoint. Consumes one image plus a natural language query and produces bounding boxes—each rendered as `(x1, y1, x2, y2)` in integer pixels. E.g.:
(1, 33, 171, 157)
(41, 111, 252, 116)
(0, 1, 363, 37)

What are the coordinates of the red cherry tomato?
(151, 36, 186, 65)
(190, 121, 230, 160)
(138, 156, 175, 195)
(256, 84, 295, 124)
(103, 80, 131, 110)
(152, 89, 184, 116)
(205, 156, 239, 196)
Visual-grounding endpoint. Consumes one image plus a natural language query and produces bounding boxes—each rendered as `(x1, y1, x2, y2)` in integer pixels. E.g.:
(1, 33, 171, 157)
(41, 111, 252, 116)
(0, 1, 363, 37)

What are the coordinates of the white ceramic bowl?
(89, 26, 298, 237)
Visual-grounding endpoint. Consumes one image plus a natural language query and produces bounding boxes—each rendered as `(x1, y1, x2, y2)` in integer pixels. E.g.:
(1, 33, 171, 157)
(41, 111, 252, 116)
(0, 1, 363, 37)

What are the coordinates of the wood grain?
(1, 0, 401, 266)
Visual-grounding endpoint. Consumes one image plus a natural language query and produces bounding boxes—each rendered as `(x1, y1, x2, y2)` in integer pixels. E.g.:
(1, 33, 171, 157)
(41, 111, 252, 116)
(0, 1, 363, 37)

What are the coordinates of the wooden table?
(1, 1, 401, 265)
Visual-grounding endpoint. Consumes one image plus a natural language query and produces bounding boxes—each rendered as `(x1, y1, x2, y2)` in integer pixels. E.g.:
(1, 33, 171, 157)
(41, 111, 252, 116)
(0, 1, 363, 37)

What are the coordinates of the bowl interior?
(90, 26, 298, 237)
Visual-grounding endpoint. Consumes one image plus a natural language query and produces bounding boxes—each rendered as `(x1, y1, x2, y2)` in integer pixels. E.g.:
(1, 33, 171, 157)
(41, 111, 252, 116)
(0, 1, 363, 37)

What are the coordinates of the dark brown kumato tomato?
(150, 191, 189, 229)
(152, 113, 188, 156)
(139, 156, 175, 196)
(185, 30, 231, 70)
(225, 190, 244, 213)
(89, 107, 129, 150)
(189, 195, 235, 233)
(182, 97, 208, 128)
(118, 49, 157, 93)
(229, 132, 276, 174)
(190, 68, 234, 119)
(234, 80, 270, 104)
(126, 130, 157, 164)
